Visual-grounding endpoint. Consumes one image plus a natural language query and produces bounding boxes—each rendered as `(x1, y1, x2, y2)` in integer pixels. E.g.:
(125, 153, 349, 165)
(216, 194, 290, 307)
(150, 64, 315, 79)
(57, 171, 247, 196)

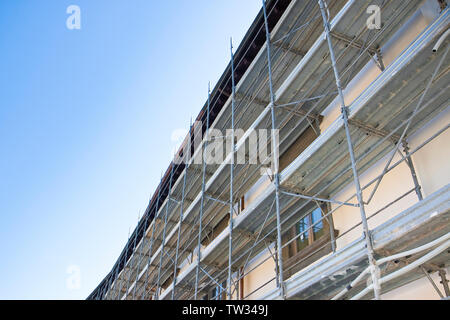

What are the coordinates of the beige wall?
(241, 104, 449, 300)
(381, 267, 450, 300)
(320, 1, 439, 132)
(318, 1, 449, 298)
(238, 1, 449, 299)
(409, 107, 450, 197)
(242, 248, 277, 300)
(331, 156, 419, 249)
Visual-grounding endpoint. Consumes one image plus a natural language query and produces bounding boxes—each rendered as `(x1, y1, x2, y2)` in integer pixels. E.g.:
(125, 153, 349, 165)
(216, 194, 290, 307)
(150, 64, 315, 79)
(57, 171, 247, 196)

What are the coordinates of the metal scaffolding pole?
(141, 177, 164, 300)
(132, 209, 152, 299)
(100, 284, 107, 300)
(95, 283, 102, 300)
(420, 267, 444, 299)
(109, 260, 120, 300)
(116, 231, 132, 300)
(105, 270, 116, 300)
(124, 217, 140, 299)
(262, 0, 285, 299)
(402, 142, 424, 201)
(98, 282, 105, 300)
(171, 120, 196, 300)
(228, 38, 236, 300)
(318, 0, 381, 300)
(172, 150, 189, 300)
(194, 84, 212, 300)
(155, 163, 176, 299)
(99, 273, 110, 300)
(438, 269, 450, 297)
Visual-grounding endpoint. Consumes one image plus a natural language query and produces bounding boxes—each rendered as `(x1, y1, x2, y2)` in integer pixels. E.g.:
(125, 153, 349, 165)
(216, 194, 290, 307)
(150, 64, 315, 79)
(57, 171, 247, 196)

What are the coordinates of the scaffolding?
(88, 0, 450, 300)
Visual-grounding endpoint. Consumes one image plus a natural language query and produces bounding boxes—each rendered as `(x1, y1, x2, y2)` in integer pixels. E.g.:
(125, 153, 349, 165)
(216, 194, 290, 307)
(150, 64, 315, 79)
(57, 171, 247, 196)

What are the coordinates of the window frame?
(282, 203, 338, 278)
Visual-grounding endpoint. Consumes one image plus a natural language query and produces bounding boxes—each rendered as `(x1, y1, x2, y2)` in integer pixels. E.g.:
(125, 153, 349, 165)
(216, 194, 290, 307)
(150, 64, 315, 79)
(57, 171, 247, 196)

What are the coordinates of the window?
(279, 122, 321, 172)
(295, 207, 325, 251)
(202, 196, 245, 247)
(211, 282, 226, 300)
(282, 204, 338, 279)
(235, 196, 245, 215)
(202, 281, 227, 300)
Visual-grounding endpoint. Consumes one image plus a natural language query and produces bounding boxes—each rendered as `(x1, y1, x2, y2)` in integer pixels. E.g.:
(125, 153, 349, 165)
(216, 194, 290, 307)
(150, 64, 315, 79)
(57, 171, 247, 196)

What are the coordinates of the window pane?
(212, 287, 218, 300)
(311, 207, 324, 240)
(296, 216, 309, 251)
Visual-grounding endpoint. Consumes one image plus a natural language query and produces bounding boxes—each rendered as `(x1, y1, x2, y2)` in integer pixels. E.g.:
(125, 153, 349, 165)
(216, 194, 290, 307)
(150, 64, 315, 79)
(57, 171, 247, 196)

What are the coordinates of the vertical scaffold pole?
(99, 275, 109, 300)
(97, 284, 107, 300)
(228, 38, 236, 300)
(402, 142, 423, 201)
(262, 0, 285, 299)
(110, 261, 120, 300)
(97, 282, 104, 300)
(155, 163, 176, 299)
(141, 177, 164, 299)
(132, 208, 152, 299)
(124, 229, 138, 298)
(116, 233, 131, 300)
(105, 272, 115, 300)
(318, 0, 381, 300)
(99, 281, 105, 300)
(194, 84, 212, 300)
(124, 213, 142, 298)
(171, 106, 199, 300)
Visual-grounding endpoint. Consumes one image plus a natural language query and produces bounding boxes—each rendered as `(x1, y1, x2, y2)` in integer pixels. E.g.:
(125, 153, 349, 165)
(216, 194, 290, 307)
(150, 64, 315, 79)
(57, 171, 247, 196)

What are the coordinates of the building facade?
(88, 0, 450, 300)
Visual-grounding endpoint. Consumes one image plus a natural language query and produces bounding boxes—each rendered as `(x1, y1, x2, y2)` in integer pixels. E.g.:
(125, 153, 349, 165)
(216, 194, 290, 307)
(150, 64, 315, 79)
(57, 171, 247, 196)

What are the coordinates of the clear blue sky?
(0, 0, 261, 299)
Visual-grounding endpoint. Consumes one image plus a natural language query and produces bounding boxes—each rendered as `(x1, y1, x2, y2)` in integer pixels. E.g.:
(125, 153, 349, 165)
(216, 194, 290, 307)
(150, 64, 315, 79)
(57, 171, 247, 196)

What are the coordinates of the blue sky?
(0, 0, 261, 299)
